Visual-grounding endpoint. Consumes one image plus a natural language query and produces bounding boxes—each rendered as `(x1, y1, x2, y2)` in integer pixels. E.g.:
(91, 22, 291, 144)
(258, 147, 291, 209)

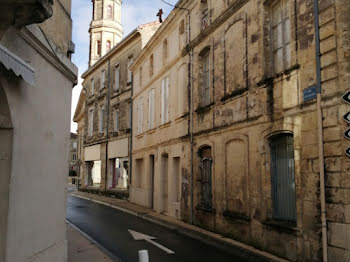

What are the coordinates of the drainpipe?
(313, 1, 328, 261)
(104, 59, 111, 193)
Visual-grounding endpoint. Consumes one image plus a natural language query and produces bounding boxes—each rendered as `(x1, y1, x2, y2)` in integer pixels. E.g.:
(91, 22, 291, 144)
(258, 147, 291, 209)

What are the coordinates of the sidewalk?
(67, 222, 114, 262)
(69, 191, 289, 262)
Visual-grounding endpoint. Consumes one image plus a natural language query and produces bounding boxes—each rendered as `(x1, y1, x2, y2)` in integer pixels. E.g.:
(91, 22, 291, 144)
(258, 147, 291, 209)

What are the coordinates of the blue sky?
(70, 0, 174, 132)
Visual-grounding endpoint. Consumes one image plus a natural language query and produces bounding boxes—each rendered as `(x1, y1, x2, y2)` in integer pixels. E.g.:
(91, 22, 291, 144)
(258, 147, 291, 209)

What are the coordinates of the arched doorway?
(0, 81, 13, 261)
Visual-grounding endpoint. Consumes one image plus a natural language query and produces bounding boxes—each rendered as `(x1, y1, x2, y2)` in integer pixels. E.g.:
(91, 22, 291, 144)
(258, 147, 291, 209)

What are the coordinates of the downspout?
(129, 71, 134, 198)
(313, 1, 328, 261)
(104, 59, 111, 192)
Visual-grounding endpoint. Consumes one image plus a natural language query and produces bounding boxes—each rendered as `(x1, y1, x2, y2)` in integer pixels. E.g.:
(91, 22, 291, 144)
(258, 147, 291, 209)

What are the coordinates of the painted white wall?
(1, 26, 76, 262)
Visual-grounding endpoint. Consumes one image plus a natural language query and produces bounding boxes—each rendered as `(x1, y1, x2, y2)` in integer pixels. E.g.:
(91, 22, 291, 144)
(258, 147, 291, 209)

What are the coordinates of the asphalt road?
(67, 195, 268, 262)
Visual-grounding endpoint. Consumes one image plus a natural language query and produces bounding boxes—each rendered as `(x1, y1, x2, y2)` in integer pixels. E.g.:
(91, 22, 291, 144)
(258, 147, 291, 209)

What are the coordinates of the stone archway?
(0, 81, 13, 262)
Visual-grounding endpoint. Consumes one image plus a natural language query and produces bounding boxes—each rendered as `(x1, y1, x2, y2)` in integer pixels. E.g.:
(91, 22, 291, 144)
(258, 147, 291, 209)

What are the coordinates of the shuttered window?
(271, 0, 291, 74)
(114, 110, 119, 132)
(199, 146, 212, 209)
(99, 106, 104, 134)
(269, 133, 296, 222)
(88, 109, 94, 137)
(161, 77, 169, 124)
(137, 98, 143, 134)
(148, 89, 155, 130)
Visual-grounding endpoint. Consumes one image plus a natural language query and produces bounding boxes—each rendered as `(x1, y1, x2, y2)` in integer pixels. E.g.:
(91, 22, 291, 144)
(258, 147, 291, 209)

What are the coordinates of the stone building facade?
(130, 7, 190, 218)
(0, 0, 78, 261)
(69, 132, 78, 175)
(76, 6, 160, 196)
(130, 0, 350, 261)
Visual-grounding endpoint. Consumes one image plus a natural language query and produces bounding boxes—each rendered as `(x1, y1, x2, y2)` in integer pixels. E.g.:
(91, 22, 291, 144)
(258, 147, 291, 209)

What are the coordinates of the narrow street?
(67, 195, 269, 262)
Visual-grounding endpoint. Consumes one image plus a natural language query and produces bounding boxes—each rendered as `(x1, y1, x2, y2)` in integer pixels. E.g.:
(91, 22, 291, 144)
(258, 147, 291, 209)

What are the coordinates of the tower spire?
(89, 0, 123, 67)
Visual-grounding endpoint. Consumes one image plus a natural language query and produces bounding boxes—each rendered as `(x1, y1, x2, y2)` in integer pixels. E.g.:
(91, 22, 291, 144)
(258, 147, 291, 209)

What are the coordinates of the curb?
(66, 219, 123, 262)
(69, 194, 289, 262)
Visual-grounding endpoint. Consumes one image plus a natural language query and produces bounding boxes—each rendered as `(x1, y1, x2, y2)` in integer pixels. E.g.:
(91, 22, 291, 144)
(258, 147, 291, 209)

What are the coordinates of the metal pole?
(138, 250, 149, 262)
(105, 59, 111, 192)
(313, 0, 328, 261)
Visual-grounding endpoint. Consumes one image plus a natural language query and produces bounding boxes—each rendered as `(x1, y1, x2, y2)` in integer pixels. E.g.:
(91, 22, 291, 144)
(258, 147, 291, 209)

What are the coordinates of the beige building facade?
(75, 1, 160, 197)
(0, 0, 78, 261)
(130, 7, 190, 218)
(130, 0, 350, 261)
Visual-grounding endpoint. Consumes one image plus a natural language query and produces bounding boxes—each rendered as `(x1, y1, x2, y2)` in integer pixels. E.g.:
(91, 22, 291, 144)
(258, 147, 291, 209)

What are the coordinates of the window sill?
(223, 210, 251, 224)
(196, 204, 216, 214)
(221, 87, 248, 103)
(263, 219, 301, 235)
(195, 102, 214, 114)
(159, 121, 171, 129)
(257, 64, 300, 87)
(175, 112, 189, 122)
(146, 127, 156, 134)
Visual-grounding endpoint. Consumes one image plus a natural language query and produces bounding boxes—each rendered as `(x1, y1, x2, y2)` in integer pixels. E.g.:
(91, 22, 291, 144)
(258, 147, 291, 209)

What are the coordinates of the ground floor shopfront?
(130, 141, 190, 220)
(82, 137, 130, 195)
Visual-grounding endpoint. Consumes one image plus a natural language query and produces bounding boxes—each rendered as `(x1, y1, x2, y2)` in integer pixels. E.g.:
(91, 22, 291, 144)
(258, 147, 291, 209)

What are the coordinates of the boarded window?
(269, 133, 296, 222)
(137, 98, 143, 134)
(199, 146, 212, 209)
(225, 19, 245, 94)
(161, 77, 169, 124)
(271, 0, 291, 74)
(199, 48, 210, 107)
(225, 138, 248, 215)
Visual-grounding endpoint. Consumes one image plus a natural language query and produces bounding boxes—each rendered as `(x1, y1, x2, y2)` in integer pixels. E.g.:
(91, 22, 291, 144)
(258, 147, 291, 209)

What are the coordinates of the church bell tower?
(89, 0, 123, 66)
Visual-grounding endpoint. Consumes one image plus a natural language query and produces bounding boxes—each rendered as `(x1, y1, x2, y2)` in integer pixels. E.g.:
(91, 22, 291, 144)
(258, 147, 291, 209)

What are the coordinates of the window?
(199, 48, 210, 107)
(115, 65, 120, 91)
(96, 40, 101, 57)
(91, 78, 95, 95)
(88, 109, 94, 137)
(163, 38, 168, 65)
(148, 89, 155, 130)
(149, 54, 154, 76)
(139, 66, 143, 87)
(106, 41, 111, 53)
(73, 142, 77, 149)
(271, 0, 291, 74)
(106, 5, 113, 19)
(101, 70, 105, 89)
(179, 20, 186, 50)
(269, 133, 296, 222)
(137, 98, 143, 134)
(161, 77, 169, 124)
(199, 146, 212, 209)
(127, 57, 133, 84)
(114, 110, 119, 132)
(201, 0, 209, 30)
(99, 106, 104, 134)
(72, 154, 77, 161)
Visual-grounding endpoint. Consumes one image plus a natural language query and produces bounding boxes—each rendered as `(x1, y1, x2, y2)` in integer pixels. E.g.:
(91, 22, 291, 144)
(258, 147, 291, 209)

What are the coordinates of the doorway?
(149, 155, 155, 209)
(161, 153, 169, 213)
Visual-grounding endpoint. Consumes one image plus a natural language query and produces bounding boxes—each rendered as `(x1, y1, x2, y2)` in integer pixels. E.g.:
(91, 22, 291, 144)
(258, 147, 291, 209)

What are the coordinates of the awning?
(0, 44, 35, 86)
